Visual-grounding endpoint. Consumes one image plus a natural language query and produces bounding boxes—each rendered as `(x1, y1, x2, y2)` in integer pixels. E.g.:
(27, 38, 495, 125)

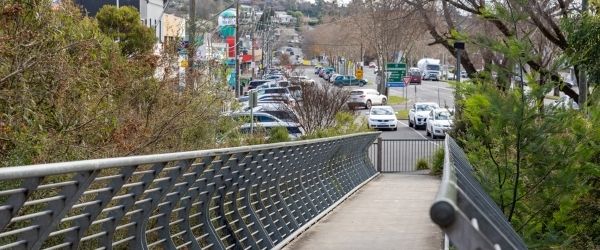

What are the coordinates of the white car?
(408, 102, 440, 129)
(347, 89, 387, 109)
(426, 108, 453, 139)
(329, 73, 341, 83)
(367, 106, 398, 131)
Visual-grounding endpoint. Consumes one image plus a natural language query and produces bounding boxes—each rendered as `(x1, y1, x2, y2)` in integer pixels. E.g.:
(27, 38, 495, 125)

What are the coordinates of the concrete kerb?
(272, 173, 381, 250)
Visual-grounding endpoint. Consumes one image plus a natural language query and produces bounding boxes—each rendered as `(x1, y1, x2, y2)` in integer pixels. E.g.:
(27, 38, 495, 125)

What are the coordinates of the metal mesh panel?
(0, 132, 379, 250)
(368, 139, 444, 172)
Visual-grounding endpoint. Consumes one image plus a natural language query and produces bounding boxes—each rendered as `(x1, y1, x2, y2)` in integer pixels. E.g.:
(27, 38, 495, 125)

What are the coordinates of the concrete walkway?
(284, 173, 442, 250)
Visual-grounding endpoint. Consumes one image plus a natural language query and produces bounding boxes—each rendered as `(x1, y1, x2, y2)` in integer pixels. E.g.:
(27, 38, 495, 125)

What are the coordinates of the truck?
(417, 58, 442, 81)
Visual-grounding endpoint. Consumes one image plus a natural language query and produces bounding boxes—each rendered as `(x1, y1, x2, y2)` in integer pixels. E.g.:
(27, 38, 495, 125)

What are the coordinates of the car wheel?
(366, 100, 372, 109)
(409, 119, 413, 128)
(426, 128, 430, 136)
(382, 98, 387, 105)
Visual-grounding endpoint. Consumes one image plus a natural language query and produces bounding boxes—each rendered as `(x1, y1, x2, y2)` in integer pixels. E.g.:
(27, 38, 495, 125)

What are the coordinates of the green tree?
(96, 5, 155, 56)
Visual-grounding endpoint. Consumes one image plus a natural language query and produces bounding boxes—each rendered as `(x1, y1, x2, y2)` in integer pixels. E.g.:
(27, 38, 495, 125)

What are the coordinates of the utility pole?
(251, 1, 256, 79)
(186, 0, 196, 91)
(235, 0, 241, 97)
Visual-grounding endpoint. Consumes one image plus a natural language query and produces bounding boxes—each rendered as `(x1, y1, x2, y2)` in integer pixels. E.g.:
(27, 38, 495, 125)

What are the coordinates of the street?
(301, 67, 454, 140)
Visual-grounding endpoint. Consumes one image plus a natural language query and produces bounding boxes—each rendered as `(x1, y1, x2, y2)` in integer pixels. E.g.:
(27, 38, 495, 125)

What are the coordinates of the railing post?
(376, 137, 383, 172)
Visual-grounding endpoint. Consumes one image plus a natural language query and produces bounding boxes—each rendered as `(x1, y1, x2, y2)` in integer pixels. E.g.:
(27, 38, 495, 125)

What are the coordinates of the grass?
(395, 110, 409, 120)
(388, 95, 408, 105)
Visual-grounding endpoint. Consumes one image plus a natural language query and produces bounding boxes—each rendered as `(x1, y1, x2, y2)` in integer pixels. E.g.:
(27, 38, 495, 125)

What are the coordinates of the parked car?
(347, 89, 387, 109)
(329, 73, 341, 83)
(426, 108, 453, 139)
(408, 102, 440, 129)
(367, 106, 398, 131)
(319, 67, 334, 78)
(264, 74, 285, 81)
(314, 66, 322, 74)
(255, 82, 280, 90)
(324, 71, 336, 81)
(289, 76, 314, 85)
(258, 87, 291, 96)
(239, 122, 305, 139)
(247, 80, 272, 91)
(333, 75, 367, 87)
(248, 102, 299, 123)
(258, 94, 296, 106)
(287, 85, 302, 101)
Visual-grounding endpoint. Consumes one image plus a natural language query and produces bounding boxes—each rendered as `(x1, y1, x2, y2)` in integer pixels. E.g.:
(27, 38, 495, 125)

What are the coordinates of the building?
(161, 13, 186, 44)
(274, 11, 295, 25)
(74, 0, 165, 42)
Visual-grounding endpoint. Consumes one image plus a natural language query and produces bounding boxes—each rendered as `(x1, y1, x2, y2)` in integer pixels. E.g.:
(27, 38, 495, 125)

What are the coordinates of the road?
(301, 67, 453, 140)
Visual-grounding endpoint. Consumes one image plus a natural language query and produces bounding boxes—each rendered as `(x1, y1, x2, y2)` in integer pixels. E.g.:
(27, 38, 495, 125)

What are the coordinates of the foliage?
(0, 0, 230, 167)
(291, 83, 352, 133)
(96, 5, 156, 56)
(302, 112, 370, 139)
(452, 78, 600, 248)
(416, 159, 429, 170)
(431, 148, 444, 176)
(564, 12, 600, 85)
(267, 127, 291, 143)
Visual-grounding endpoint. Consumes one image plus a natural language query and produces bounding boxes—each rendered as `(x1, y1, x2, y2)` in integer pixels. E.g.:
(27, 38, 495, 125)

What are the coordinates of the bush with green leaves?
(430, 149, 444, 176)
(416, 159, 429, 170)
(267, 127, 291, 143)
(452, 79, 600, 248)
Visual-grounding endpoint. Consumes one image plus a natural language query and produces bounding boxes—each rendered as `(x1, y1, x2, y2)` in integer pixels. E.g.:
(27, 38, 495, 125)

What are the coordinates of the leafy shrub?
(416, 159, 429, 170)
(431, 148, 444, 176)
(267, 127, 291, 143)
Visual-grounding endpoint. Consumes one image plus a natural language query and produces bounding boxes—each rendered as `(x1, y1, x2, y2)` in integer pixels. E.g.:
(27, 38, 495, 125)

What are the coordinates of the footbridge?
(0, 132, 526, 249)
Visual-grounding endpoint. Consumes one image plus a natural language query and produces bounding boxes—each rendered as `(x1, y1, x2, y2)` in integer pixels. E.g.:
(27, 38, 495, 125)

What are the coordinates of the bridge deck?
(284, 173, 442, 250)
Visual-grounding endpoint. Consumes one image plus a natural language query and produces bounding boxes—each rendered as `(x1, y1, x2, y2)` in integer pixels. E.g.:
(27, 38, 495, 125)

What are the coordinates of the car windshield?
(371, 108, 394, 115)
(416, 104, 436, 111)
(426, 65, 440, 71)
(264, 88, 288, 94)
(287, 127, 302, 134)
(350, 91, 364, 95)
(435, 112, 452, 120)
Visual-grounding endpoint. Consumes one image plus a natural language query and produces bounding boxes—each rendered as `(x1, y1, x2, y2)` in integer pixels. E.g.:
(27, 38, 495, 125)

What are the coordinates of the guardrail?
(430, 136, 527, 249)
(0, 132, 380, 249)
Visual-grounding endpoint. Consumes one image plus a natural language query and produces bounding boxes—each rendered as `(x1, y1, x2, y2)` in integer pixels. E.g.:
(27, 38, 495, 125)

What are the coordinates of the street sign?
(180, 59, 189, 68)
(356, 67, 364, 80)
(386, 63, 407, 87)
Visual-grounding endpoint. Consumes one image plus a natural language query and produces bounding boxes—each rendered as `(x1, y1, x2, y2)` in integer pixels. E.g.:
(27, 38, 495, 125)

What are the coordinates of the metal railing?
(368, 138, 444, 172)
(430, 136, 527, 250)
(0, 132, 379, 249)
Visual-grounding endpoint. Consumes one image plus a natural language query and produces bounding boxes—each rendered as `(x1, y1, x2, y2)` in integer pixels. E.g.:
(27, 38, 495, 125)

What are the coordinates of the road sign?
(356, 67, 364, 80)
(386, 63, 406, 87)
(180, 59, 189, 68)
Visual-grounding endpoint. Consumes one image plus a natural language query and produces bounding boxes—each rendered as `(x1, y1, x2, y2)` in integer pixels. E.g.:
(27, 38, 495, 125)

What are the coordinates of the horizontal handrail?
(0, 132, 380, 180)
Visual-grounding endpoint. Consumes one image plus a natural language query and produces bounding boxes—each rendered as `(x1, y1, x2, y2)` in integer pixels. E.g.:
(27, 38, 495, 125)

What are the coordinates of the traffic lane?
(375, 121, 427, 140)
(391, 82, 455, 108)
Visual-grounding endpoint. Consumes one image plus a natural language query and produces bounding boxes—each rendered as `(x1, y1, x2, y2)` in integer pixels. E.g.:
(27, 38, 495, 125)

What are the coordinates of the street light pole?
(235, 0, 240, 97)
